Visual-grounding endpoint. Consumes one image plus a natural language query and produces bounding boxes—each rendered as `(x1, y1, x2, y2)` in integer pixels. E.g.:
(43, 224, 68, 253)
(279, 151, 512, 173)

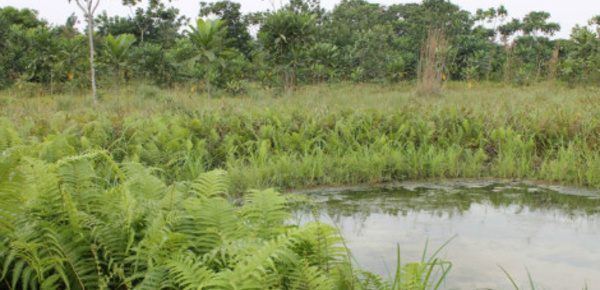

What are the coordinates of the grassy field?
(1, 82, 599, 289)
(2, 82, 600, 191)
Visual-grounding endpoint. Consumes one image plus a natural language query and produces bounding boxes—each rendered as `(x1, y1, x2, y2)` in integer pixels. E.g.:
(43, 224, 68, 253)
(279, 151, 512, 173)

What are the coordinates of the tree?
(22, 27, 60, 86)
(68, 0, 100, 104)
(386, 0, 472, 78)
(561, 23, 600, 84)
(472, 6, 508, 81)
(128, 1, 187, 46)
(200, 1, 252, 57)
(55, 35, 87, 92)
(511, 12, 560, 84)
(0, 6, 47, 29)
(521, 11, 560, 37)
(258, 10, 317, 95)
(96, 12, 138, 37)
(96, 3, 186, 47)
(102, 34, 137, 87)
(284, 0, 326, 23)
(186, 19, 228, 100)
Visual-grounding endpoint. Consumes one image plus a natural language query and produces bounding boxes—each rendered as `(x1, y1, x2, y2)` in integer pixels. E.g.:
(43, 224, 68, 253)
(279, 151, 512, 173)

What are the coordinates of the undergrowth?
(0, 150, 450, 289)
(1, 83, 599, 288)
(2, 83, 600, 191)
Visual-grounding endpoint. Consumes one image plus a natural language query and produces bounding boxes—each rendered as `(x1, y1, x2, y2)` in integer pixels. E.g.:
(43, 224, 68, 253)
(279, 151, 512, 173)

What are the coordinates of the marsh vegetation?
(2, 0, 600, 288)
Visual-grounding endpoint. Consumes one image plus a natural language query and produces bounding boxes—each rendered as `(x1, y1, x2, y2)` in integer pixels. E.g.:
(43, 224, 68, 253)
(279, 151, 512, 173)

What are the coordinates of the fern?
(20, 158, 65, 222)
(181, 197, 241, 254)
(129, 265, 171, 290)
(189, 169, 229, 200)
(0, 157, 24, 236)
(242, 189, 292, 239)
(122, 163, 167, 201)
(166, 254, 216, 290)
(0, 149, 369, 289)
(286, 261, 335, 290)
(0, 119, 22, 153)
(291, 222, 347, 272)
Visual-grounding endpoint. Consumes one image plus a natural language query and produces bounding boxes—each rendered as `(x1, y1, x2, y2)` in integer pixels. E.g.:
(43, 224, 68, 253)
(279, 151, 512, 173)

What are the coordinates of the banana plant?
(55, 35, 87, 85)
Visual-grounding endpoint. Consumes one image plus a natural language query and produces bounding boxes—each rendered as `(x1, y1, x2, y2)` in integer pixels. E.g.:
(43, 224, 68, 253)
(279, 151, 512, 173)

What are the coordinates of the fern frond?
(128, 212, 188, 269)
(242, 189, 292, 239)
(287, 261, 336, 290)
(180, 197, 241, 253)
(122, 163, 167, 201)
(130, 265, 171, 290)
(189, 169, 229, 200)
(291, 222, 347, 271)
(54, 228, 100, 290)
(166, 254, 216, 290)
(0, 158, 25, 236)
(220, 232, 300, 289)
(20, 158, 65, 222)
(0, 120, 22, 153)
(37, 134, 76, 163)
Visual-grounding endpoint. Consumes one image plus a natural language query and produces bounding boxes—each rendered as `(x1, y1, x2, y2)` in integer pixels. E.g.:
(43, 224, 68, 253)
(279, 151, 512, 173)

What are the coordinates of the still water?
(293, 181, 600, 290)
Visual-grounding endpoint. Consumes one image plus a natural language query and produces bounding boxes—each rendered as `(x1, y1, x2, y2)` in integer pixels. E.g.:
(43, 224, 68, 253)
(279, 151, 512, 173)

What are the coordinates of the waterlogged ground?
(292, 181, 600, 290)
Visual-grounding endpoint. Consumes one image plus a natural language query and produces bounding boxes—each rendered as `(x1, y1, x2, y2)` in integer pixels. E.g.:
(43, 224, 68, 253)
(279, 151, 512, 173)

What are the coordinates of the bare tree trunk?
(87, 11, 98, 104)
(73, 0, 100, 104)
(205, 67, 211, 102)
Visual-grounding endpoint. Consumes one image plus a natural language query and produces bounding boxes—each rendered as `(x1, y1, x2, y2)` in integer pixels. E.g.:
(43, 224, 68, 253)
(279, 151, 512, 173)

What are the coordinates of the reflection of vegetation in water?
(308, 183, 600, 221)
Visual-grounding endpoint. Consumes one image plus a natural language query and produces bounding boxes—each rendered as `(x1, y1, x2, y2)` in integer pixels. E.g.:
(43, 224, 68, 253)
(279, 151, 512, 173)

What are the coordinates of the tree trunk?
(205, 67, 211, 102)
(73, 0, 100, 104)
(87, 12, 98, 104)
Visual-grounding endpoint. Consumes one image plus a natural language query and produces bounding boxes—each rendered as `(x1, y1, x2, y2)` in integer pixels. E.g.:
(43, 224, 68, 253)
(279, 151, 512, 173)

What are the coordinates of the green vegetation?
(2, 83, 599, 288)
(3, 84, 600, 192)
(1, 1, 600, 96)
(2, 0, 600, 288)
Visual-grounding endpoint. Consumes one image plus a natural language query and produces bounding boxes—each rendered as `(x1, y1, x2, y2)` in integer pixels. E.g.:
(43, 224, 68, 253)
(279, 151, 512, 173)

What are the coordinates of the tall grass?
(2, 83, 600, 192)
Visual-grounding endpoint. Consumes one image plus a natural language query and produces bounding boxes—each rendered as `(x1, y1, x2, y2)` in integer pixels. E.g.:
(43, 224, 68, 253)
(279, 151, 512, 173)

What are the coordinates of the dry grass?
(417, 29, 448, 96)
(1, 82, 598, 121)
(548, 44, 560, 85)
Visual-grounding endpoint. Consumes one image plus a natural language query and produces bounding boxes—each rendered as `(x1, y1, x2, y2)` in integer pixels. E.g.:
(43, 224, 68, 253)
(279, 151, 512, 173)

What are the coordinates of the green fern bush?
(0, 150, 357, 289)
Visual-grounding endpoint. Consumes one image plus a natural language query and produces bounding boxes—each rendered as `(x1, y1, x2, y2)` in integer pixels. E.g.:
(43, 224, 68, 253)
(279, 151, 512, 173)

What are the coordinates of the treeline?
(1, 0, 600, 95)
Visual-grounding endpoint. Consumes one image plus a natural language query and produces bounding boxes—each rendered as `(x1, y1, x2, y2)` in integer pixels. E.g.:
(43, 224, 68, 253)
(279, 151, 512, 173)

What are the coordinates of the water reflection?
(294, 182, 600, 290)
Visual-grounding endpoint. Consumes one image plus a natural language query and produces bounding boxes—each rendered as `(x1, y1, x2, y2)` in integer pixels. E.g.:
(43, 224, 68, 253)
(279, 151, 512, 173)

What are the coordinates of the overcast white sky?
(1, 0, 599, 38)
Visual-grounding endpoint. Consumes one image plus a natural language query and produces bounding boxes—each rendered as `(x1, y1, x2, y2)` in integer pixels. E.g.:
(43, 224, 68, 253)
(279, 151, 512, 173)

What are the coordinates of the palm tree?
(102, 33, 136, 87)
(186, 19, 228, 101)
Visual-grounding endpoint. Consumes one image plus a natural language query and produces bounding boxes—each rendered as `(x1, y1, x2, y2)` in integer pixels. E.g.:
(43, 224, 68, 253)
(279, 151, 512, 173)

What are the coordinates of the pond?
(292, 181, 600, 289)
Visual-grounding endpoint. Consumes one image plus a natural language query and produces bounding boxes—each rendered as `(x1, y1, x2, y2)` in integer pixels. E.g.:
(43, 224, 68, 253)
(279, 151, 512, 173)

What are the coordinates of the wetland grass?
(1, 82, 599, 288)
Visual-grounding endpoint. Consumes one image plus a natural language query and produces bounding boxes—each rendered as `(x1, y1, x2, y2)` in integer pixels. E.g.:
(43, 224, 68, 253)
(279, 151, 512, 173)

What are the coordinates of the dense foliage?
(0, 86, 482, 289)
(1, 1, 599, 94)
(0, 154, 354, 289)
(1, 1, 599, 288)
(2, 83, 600, 287)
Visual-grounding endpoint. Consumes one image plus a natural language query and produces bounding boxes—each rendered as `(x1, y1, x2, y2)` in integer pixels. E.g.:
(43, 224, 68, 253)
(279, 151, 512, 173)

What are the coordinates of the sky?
(1, 0, 599, 39)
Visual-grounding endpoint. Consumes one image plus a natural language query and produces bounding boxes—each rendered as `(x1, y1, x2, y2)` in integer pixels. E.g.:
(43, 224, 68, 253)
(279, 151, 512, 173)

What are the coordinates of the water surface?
(293, 181, 600, 289)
